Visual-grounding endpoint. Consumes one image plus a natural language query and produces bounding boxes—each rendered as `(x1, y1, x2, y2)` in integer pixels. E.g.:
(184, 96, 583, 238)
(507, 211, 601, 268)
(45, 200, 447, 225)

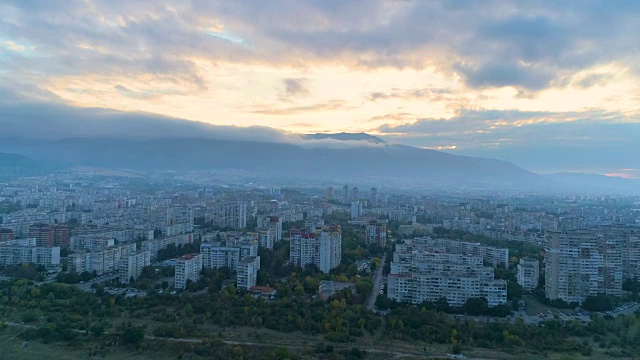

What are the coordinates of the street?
(366, 253, 386, 310)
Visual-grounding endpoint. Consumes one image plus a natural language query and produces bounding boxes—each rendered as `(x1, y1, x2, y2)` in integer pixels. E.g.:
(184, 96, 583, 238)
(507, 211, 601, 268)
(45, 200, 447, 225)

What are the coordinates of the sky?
(1, 1, 640, 177)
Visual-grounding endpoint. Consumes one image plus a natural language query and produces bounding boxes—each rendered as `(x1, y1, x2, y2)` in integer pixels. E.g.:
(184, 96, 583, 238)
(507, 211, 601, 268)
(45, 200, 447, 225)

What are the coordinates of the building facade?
(387, 240, 507, 307)
(236, 255, 260, 290)
(545, 230, 624, 304)
(290, 225, 342, 273)
(174, 253, 203, 289)
(517, 258, 540, 291)
(119, 251, 151, 283)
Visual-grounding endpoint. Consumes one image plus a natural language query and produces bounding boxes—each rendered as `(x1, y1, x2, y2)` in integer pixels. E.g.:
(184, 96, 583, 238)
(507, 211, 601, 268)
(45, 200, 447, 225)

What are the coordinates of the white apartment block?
(0, 245, 60, 268)
(206, 202, 247, 229)
(365, 220, 387, 246)
(175, 253, 202, 289)
(409, 237, 509, 268)
(290, 225, 342, 274)
(257, 216, 282, 250)
(119, 251, 151, 283)
(257, 215, 282, 241)
(258, 229, 274, 250)
(545, 229, 627, 304)
(517, 258, 540, 291)
(0, 238, 37, 247)
(350, 201, 363, 219)
(70, 236, 115, 252)
(236, 255, 260, 290)
(201, 236, 258, 269)
(387, 241, 507, 307)
(68, 243, 136, 275)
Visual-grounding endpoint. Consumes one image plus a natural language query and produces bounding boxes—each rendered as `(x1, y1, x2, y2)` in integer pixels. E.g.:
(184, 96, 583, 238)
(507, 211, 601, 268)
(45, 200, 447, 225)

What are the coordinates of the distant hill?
(545, 172, 640, 194)
(0, 152, 50, 179)
(0, 136, 552, 190)
(0, 102, 555, 190)
(0, 152, 34, 167)
(303, 132, 386, 144)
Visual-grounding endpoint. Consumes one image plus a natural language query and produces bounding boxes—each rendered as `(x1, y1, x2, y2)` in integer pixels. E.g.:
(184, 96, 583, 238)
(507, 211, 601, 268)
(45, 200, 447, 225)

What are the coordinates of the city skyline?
(1, 1, 640, 177)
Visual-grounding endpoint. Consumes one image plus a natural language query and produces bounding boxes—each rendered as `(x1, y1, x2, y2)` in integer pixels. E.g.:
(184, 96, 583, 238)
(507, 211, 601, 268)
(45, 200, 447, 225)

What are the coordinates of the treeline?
(376, 296, 512, 317)
(1, 263, 45, 281)
(156, 241, 202, 261)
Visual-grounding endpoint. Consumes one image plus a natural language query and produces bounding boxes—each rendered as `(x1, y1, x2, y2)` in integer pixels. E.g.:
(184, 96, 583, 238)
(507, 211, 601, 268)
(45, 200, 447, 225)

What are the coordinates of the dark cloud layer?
(2, 1, 640, 91)
(376, 108, 640, 172)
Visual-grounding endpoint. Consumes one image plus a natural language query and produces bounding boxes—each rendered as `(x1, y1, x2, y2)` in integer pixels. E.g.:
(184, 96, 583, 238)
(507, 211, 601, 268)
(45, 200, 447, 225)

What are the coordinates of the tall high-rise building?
(342, 185, 349, 203)
(366, 220, 387, 246)
(517, 258, 540, 291)
(257, 215, 282, 250)
(545, 230, 624, 303)
(206, 202, 247, 229)
(290, 225, 342, 273)
(175, 253, 203, 290)
(350, 201, 363, 219)
(350, 187, 359, 202)
(369, 187, 378, 206)
(237, 255, 260, 290)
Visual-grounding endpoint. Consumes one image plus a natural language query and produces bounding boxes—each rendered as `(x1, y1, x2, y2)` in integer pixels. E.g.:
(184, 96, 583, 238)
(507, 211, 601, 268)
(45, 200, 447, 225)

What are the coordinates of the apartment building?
(257, 215, 282, 242)
(70, 236, 115, 252)
(67, 243, 136, 274)
(119, 251, 151, 283)
(236, 255, 260, 290)
(365, 219, 387, 246)
(409, 237, 509, 268)
(517, 258, 540, 291)
(290, 225, 342, 273)
(205, 202, 247, 229)
(387, 243, 507, 307)
(350, 201, 363, 219)
(0, 228, 15, 241)
(257, 215, 282, 249)
(258, 229, 274, 250)
(0, 244, 60, 268)
(200, 239, 258, 270)
(28, 224, 69, 247)
(545, 230, 624, 304)
(174, 253, 202, 290)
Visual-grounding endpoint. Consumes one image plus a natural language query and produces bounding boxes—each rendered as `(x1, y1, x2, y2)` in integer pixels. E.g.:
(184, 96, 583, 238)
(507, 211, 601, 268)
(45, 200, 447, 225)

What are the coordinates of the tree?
(623, 278, 640, 296)
(355, 280, 372, 296)
(463, 297, 489, 316)
(582, 295, 614, 312)
(507, 281, 523, 303)
(120, 326, 145, 347)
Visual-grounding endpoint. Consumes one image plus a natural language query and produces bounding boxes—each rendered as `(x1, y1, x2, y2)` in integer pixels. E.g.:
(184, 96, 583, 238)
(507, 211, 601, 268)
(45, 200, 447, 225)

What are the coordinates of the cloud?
(282, 78, 310, 98)
(0, 86, 384, 151)
(572, 73, 615, 89)
(243, 99, 353, 115)
(454, 62, 556, 91)
(369, 112, 416, 123)
(366, 87, 454, 101)
(376, 108, 640, 172)
(377, 108, 637, 148)
(2, 0, 640, 95)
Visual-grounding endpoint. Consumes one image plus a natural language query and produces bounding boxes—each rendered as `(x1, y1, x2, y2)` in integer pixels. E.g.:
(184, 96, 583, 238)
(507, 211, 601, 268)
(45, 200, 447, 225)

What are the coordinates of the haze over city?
(1, 1, 640, 178)
(3, 2, 640, 360)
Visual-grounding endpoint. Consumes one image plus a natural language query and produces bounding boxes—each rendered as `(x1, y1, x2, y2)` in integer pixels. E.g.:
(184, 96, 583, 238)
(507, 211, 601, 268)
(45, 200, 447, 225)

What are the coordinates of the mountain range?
(0, 102, 637, 193)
